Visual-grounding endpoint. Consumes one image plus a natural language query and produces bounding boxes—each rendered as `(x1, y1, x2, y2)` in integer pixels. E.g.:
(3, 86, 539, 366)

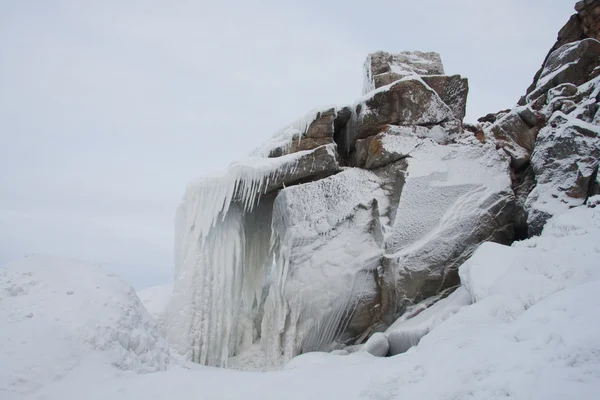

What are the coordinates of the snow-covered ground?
(2, 201, 600, 400)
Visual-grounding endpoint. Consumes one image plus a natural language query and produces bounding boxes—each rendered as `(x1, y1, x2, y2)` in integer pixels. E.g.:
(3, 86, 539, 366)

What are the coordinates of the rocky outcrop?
(520, 0, 600, 104)
(168, 3, 600, 369)
(479, 2, 600, 236)
(352, 77, 456, 142)
(364, 51, 444, 93)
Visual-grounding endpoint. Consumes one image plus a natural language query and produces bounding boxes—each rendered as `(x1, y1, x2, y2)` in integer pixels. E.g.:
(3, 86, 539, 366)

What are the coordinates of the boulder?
(526, 39, 600, 103)
(261, 168, 397, 362)
(353, 77, 456, 142)
(364, 51, 444, 93)
(485, 111, 538, 169)
(421, 75, 469, 121)
(305, 108, 336, 138)
(525, 113, 600, 235)
(268, 108, 337, 157)
(352, 125, 449, 169)
(258, 144, 341, 196)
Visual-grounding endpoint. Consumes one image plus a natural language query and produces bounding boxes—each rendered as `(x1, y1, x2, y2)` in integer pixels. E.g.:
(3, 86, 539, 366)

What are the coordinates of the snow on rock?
(261, 167, 390, 365)
(482, 38, 600, 236)
(0, 255, 169, 395)
(526, 38, 600, 103)
(351, 76, 456, 143)
(363, 51, 444, 94)
(384, 139, 516, 307)
(525, 76, 600, 235)
(137, 284, 172, 337)
(279, 204, 600, 399)
(167, 48, 513, 369)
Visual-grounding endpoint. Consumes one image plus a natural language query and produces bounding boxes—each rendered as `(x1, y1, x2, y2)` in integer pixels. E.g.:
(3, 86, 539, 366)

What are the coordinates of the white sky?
(0, 1, 575, 288)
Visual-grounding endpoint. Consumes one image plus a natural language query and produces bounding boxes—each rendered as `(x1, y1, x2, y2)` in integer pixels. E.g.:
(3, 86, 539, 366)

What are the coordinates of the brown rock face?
(354, 78, 455, 141)
(235, 144, 341, 201)
(305, 108, 336, 138)
(421, 75, 469, 121)
(268, 108, 337, 157)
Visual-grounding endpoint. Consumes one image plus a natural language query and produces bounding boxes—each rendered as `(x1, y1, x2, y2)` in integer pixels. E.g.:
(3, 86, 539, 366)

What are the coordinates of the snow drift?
(0, 255, 169, 395)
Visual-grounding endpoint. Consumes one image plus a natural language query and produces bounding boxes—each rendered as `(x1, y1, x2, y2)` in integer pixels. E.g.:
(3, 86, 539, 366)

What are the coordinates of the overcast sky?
(0, 1, 574, 288)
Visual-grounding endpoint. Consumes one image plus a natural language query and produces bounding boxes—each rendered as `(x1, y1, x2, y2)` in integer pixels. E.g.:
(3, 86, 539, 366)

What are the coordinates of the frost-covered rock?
(526, 38, 600, 104)
(352, 76, 456, 143)
(421, 75, 469, 121)
(525, 108, 600, 234)
(482, 35, 600, 236)
(261, 167, 392, 362)
(486, 111, 538, 169)
(168, 45, 519, 368)
(384, 139, 516, 308)
(363, 51, 444, 94)
(352, 125, 423, 169)
(0, 255, 169, 394)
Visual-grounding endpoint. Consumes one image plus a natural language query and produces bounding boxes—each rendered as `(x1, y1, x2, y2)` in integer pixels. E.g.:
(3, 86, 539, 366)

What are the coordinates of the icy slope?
(9, 203, 600, 400)
(0, 255, 169, 396)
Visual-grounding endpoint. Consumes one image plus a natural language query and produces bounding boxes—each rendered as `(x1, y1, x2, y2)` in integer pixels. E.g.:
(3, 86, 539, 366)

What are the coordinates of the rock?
(525, 114, 600, 235)
(363, 131, 419, 170)
(268, 137, 334, 157)
(261, 168, 396, 361)
(384, 140, 516, 311)
(519, 14, 587, 104)
(305, 108, 336, 138)
(486, 111, 537, 169)
(490, 112, 537, 151)
(364, 51, 444, 93)
(477, 109, 511, 124)
(262, 144, 341, 195)
(526, 39, 600, 103)
(353, 77, 456, 143)
(517, 106, 545, 128)
(547, 83, 579, 102)
(268, 108, 338, 157)
(353, 125, 450, 169)
(421, 75, 469, 121)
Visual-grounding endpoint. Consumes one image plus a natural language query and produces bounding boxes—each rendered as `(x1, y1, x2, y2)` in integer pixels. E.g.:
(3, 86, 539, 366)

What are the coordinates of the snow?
(0, 255, 169, 396)
(4, 204, 600, 399)
(386, 139, 512, 254)
(137, 284, 172, 337)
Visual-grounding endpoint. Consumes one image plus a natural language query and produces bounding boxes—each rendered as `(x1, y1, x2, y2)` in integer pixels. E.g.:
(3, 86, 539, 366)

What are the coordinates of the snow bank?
(137, 284, 173, 337)
(5, 205, 600, 399)
(0, 255, 169, 396)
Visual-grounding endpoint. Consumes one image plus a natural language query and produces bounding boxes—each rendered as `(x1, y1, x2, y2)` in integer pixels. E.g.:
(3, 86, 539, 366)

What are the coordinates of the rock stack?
(167, 1, 600, 367)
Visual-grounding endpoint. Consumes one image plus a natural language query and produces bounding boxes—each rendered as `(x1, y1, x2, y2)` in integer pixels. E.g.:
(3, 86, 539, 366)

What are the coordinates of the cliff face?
(166, 3, 600, 368)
